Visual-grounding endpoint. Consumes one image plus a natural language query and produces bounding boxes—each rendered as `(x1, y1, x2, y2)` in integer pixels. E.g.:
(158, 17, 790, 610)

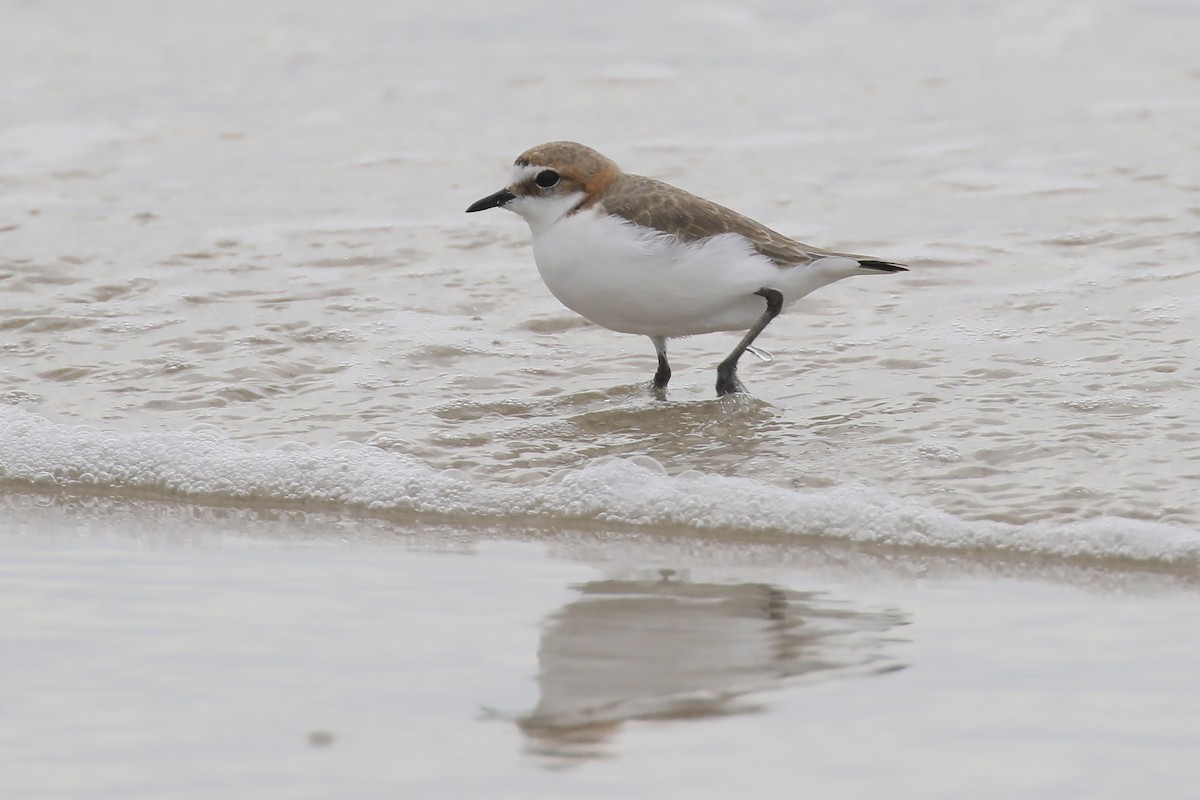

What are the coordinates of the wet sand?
(3, 493, 1198, 799)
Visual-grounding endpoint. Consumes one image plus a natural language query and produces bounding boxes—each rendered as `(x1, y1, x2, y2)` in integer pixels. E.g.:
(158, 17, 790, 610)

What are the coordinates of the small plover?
(466, 141, 906, 397)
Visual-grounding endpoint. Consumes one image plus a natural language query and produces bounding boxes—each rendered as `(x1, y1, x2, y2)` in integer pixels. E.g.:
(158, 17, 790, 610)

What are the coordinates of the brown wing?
(598, 173, 842, 267)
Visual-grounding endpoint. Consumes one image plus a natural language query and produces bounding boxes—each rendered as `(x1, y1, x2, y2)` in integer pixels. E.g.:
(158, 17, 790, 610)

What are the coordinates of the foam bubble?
(1, 407, 1196, 566)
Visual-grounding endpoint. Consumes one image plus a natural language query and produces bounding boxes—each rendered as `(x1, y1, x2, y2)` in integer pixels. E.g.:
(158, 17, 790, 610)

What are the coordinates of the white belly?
(529, 210, 859, 337)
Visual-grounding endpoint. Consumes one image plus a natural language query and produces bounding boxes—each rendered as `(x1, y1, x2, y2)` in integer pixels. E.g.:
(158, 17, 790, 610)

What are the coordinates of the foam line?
(2, 408, 1196, 565)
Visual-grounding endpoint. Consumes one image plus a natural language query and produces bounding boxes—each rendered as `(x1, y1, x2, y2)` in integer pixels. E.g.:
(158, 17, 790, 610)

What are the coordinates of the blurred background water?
(3, 0, 1198, 538)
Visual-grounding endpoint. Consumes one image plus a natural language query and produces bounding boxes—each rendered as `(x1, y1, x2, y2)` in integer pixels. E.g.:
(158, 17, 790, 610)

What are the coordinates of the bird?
(465, 141, 906, 397)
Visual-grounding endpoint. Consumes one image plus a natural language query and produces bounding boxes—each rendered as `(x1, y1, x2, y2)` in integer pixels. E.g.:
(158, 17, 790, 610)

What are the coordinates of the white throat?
(505, 191, 586, 237)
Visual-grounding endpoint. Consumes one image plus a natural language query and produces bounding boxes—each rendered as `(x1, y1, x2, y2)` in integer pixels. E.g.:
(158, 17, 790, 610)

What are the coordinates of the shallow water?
(3, 0, 1199, 542)
(2, 0, 1200, 795)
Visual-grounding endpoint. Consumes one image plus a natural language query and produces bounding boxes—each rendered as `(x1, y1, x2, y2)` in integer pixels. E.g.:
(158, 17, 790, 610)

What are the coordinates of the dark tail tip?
(858, 259, 908, 273)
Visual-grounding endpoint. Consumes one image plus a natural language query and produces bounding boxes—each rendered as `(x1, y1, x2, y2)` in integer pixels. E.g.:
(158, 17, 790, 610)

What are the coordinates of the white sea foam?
(2, 407, 1196, 566)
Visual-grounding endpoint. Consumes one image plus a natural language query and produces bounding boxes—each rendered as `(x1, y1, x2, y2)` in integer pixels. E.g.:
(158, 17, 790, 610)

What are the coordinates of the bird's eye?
(535, 169, 560, 188)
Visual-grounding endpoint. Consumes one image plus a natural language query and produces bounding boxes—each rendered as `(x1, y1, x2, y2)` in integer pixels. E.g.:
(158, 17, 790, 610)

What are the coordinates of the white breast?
(528, 208, 859, 337)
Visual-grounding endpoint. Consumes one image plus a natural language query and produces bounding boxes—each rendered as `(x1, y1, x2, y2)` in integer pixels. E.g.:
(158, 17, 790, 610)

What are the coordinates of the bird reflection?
(517, 573, 907, 764)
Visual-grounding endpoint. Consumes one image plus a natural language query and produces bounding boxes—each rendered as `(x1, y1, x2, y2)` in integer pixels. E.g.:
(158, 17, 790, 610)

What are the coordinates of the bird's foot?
(715, 371, 747, 397)
(652, 368, 671, 400)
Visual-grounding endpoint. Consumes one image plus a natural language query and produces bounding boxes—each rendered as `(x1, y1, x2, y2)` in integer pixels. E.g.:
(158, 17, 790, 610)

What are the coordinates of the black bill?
(465, 188, 515, 213)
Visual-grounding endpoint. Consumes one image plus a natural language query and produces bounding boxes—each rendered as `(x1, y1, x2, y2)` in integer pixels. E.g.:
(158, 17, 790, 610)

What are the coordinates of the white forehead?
(509, 163, 545, 184)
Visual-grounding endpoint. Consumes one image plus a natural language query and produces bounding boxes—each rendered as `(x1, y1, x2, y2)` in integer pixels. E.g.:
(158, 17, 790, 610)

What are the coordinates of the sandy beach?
(3, 0, 1199, 796)
(4, 491, 1199, 798)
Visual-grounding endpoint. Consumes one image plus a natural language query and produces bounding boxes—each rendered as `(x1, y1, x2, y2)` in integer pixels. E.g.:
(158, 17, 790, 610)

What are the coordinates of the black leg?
(716, 288, 784, 397)
(651, 336, 671, 394)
